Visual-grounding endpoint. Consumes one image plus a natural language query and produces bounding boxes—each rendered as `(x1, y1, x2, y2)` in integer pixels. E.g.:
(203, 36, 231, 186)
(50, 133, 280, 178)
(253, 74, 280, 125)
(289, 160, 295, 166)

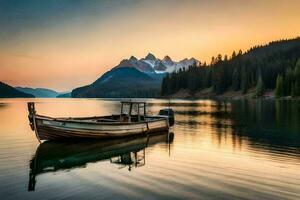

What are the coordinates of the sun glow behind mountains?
(0, 0, 300, 91)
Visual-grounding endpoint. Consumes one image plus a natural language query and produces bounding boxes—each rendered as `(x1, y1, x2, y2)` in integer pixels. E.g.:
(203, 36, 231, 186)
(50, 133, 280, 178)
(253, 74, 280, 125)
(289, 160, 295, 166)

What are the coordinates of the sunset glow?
(1, 0, 300, 91)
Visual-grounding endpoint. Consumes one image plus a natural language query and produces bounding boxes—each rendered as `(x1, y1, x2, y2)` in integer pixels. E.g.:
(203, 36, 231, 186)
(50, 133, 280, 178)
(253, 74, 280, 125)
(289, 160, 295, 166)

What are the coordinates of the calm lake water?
(0, 98, 299, 200)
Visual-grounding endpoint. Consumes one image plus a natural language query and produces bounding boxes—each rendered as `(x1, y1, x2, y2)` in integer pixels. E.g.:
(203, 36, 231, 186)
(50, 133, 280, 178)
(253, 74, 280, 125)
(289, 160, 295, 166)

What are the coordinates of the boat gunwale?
(35, 114, 168, 126)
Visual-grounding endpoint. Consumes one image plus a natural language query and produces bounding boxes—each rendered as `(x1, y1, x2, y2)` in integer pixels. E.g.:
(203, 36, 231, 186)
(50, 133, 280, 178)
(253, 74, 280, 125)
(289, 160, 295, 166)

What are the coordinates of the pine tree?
(231, 51, 237, 59)
(256, 76, 265, 97)
(275, 74, 284, 97)
(204, 69, 212, 88)
(224, 55, 228, 61)
(161, 73, 171, 95)
(232, 68, 239, 91)
(212, 65, 226, 94)
(211, 56, 215, 65)
(284, 67, 293, 95)
(291, 83, 296, 97)
(295, 81, 300, 96)
(241, 66, 248, 94)
(237, 49, 243, 56)
(216, 54, 222, 63)
(294, 58, 300, 96)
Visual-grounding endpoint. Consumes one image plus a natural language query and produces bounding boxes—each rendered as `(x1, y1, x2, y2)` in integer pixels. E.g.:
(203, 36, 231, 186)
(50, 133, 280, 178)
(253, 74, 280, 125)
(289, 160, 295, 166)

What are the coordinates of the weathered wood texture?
(34, 115, 169, 140)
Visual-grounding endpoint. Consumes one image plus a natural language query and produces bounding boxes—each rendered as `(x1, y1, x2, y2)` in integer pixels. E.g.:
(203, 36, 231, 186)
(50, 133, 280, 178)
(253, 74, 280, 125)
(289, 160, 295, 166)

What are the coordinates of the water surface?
(0, 98, 299, 200)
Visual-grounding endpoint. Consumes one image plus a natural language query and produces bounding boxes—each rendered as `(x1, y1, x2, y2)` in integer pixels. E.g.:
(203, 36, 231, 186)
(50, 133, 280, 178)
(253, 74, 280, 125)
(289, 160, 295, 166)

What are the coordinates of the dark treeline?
(161, 38, 300, 97)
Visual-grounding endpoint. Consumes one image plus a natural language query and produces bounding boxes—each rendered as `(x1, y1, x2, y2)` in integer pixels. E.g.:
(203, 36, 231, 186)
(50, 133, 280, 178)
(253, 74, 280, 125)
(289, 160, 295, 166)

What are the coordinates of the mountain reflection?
(28, 132, 174, 191)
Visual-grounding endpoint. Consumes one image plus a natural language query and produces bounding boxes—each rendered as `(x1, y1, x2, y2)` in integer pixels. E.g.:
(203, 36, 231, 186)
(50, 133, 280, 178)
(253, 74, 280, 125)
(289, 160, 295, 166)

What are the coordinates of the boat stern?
(158, 108, 175, 126)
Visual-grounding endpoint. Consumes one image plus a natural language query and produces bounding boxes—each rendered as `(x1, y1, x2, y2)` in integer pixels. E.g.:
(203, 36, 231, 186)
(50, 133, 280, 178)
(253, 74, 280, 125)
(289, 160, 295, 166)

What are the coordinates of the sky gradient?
(1, 0, 300, 91)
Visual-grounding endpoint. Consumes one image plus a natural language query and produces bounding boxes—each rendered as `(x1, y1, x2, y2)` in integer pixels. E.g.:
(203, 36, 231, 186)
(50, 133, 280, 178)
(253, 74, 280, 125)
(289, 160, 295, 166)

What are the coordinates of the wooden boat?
(27, 101, 174, 142)
(28, 132, 174, 191)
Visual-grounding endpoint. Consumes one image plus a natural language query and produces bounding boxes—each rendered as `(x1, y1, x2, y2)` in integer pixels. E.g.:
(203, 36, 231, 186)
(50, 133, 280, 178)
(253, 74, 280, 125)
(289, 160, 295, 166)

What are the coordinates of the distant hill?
(72, 67, 161, 98)
(15, 87, 59, 97)
(56, 92, 71, 98)
(0, 82, 34, 98)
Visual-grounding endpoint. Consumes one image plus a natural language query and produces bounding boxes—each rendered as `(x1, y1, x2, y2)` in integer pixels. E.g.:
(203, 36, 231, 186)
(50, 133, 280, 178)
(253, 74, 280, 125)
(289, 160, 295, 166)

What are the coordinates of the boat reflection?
(28, 132, 174, 191)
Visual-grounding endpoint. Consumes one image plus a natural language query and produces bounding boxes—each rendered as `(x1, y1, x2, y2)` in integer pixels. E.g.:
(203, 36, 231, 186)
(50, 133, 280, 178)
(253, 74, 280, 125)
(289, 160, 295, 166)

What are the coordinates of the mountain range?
(1, 37, 299, 100)
(114, 53, 200, 74)
(15, 87, 59, 98)
(1, 54, 199, 98)
(0, 83, 72, 98)
(72, 54, 200, 98)
(0, 82, 34, 98)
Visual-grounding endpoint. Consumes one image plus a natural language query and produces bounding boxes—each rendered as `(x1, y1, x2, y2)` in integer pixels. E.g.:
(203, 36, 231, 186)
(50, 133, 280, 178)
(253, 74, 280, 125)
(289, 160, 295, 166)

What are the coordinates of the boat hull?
(34, 116, 169, 141)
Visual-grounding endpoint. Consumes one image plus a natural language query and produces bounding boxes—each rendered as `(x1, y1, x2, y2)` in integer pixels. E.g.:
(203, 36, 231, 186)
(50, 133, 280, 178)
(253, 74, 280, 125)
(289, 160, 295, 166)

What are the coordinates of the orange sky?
(0, 0, 300, 91)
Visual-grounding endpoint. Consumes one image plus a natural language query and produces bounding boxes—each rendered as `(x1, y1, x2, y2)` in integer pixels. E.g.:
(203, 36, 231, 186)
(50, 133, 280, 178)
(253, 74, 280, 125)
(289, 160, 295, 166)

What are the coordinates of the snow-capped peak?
(145, 53, 156, 60)
(115, 54, 200, 74)
(163, 55, 172, 62)
(129, 56, 138, 61)
(162, 55, 174, 66)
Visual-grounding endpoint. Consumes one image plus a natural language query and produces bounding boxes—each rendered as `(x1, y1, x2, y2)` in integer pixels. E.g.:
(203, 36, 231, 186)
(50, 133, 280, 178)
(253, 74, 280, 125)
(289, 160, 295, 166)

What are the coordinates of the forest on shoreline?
(161, 38, 300, 99)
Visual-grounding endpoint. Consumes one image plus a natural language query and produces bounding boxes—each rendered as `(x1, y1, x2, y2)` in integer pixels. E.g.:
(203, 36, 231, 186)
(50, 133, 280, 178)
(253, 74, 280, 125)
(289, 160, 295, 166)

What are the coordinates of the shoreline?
(1, 94, 300, 101)
(163, 88, 300, 101)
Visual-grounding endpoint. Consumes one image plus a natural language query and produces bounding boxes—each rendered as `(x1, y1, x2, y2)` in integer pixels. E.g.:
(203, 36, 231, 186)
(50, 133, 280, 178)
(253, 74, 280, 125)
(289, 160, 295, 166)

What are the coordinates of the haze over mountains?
(1, 53, 198, 98)
(0, 83, 72, 98)
(15, 87, 59, 98)
(2, 38, 299, 99)
(0, 82, 34, 98)
(71, 54, 200, 98)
